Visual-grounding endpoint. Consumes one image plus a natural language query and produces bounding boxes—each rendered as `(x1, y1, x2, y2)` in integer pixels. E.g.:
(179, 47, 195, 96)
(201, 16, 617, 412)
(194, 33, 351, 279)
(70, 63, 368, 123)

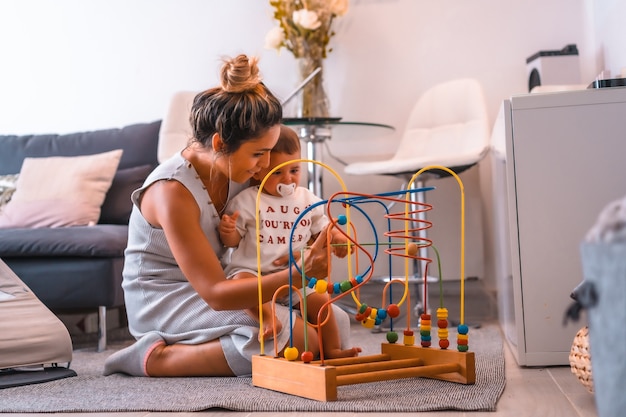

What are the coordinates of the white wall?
(0, 0, 595, 138)
(3, 0, 623, 288)
(588, 0, 626, 78)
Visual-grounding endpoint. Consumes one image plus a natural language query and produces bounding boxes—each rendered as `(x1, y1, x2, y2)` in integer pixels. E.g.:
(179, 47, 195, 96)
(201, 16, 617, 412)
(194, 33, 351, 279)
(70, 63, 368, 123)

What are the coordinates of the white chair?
(158, 91, 197, 163)
(343, 78, 490, 316)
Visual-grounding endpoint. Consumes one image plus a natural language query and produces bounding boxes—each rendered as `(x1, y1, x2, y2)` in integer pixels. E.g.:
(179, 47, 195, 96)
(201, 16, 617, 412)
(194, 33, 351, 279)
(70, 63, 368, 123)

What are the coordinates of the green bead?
(339, 280, 352, 292)
(386, 331, 399, 344)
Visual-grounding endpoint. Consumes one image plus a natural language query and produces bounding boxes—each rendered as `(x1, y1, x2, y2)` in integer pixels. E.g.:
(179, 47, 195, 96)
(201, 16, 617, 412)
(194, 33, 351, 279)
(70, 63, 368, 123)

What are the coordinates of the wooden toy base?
(252, 343, 476, 401)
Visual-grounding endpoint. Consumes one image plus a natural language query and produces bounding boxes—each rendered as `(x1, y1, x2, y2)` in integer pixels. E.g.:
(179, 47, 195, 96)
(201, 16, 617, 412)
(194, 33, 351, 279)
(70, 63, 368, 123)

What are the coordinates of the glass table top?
(282, 117, 393, 129)
(282, 117, 394, 142)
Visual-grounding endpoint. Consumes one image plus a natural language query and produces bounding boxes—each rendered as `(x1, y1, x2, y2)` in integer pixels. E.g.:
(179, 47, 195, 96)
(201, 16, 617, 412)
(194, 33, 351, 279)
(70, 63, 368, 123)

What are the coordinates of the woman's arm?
(139, 180, 330, 311)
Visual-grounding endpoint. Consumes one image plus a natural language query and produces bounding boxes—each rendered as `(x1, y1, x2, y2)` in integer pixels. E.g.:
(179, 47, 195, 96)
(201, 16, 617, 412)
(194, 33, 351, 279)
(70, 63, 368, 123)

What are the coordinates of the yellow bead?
(283, 346, 299, 361)
(436, 308, 448, 318)
(370, 308, 378, 319)
(362, 317, 376, 328)
(315, 280, 328, 294)
(438, 329, 449, 338)
(403, 335, 415, 346)
(420, 325, 431, 331)
(457, 334, 468, 341)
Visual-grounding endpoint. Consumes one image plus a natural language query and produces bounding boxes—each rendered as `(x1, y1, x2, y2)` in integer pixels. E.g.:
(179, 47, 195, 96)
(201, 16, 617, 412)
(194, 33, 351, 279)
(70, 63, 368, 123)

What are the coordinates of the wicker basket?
(569, 326, 594, 393)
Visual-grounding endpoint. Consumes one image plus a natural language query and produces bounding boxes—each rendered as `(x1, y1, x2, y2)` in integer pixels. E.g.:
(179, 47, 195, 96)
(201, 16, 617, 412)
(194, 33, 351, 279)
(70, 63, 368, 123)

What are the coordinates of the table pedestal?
(295, 124, 331, 197)
(283, 118, 394, 197)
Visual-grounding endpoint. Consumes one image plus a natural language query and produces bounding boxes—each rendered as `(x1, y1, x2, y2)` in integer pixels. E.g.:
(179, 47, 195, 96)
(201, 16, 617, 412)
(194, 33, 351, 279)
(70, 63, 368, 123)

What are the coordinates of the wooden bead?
(301, 351, 314, 363)
(315, 280, 328, 294)
(284, 346, 299, 361)
(387, 304, 400, 318)
(362, 317, 376, 328)
(339, 280, 352, 293)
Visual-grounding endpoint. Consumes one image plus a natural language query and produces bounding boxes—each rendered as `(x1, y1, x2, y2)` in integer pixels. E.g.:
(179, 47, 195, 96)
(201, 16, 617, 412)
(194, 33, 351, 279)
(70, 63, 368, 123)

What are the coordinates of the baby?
(219, 125, 360, 359)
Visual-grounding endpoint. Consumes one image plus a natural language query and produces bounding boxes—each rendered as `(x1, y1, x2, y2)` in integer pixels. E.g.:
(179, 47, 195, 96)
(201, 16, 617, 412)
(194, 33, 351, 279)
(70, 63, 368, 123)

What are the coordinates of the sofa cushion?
(0, 120, 161, 175)
(4, 257, 125, 309)
(0, 225, 128, 258)
(0, 150, 123, 229)
(100, 164, 152, 224)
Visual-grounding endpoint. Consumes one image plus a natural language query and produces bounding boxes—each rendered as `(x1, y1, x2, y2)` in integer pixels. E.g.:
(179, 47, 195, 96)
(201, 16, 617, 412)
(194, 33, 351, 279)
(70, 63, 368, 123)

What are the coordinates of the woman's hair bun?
(220, 54, 261, 93)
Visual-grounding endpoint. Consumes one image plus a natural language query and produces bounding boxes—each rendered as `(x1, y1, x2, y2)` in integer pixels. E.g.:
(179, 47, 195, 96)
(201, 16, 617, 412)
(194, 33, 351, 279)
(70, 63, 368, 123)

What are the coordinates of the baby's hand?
(219, 211, 240, 246)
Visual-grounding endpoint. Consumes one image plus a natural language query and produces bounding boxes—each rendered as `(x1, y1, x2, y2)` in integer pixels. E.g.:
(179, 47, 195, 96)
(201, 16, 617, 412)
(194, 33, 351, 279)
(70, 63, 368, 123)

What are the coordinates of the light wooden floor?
(4, 320, 598, 417)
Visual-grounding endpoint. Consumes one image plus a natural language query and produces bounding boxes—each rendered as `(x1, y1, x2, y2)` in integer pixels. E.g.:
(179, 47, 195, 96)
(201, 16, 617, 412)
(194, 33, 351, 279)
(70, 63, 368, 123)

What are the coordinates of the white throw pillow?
(0, 149, 123, 228)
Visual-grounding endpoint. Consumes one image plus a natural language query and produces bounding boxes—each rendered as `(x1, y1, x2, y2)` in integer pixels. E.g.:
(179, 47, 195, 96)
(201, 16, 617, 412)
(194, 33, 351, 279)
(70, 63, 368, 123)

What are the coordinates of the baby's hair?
(189, 54, 282, 154)
(273, 125, 301, 155)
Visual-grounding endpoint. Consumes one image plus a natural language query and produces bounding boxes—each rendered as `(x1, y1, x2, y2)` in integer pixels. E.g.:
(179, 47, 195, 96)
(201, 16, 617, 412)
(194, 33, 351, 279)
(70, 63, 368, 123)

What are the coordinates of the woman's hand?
(330, 227, 350, 258)
(271, 225, 331, 280)
(272, 250, 301, 268)
(300, 224, 332, 280)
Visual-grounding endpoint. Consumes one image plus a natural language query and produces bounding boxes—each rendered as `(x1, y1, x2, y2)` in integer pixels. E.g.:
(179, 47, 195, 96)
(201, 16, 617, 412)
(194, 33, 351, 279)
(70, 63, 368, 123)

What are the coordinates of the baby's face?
(255, 151, 301, 197)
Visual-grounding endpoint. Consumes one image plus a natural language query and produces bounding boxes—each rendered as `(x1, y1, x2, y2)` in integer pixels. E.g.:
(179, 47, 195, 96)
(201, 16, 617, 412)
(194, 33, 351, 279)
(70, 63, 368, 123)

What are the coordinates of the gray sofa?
(0, 121, 161, 350)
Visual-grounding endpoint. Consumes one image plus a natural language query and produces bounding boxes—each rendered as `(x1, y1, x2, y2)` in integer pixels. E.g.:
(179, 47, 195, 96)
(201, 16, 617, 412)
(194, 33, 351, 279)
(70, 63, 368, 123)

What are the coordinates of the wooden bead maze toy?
(251, 161, 475, 401)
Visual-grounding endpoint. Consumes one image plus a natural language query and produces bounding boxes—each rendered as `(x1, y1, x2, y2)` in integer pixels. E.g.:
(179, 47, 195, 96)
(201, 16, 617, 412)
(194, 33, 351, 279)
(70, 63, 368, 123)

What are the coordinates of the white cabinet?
(496, 86, 626, 366)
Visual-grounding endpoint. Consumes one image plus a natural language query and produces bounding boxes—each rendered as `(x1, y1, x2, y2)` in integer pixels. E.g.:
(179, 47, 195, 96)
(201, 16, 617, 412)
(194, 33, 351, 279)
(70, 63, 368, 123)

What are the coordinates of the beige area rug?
(0, 324, 505, 412)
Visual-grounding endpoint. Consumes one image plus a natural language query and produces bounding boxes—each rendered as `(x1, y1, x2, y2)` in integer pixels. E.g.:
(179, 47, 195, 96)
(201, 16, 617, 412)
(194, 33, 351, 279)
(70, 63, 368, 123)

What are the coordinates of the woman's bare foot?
(324, 346, 362, 359)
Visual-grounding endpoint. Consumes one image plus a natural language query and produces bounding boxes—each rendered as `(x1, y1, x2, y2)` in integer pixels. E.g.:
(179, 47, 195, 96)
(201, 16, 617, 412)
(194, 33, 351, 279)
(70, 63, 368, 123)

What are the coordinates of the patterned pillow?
(0, 174, 19, 209)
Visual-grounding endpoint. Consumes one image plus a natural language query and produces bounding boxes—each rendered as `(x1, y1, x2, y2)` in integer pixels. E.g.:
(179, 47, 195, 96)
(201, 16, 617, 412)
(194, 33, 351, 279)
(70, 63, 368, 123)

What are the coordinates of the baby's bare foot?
(325, 346, 362, 359)
(258, 321, 283, 341)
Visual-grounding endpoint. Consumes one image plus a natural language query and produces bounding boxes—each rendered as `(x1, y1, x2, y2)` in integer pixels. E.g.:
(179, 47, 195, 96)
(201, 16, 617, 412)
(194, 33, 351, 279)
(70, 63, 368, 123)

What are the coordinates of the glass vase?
(296, 56, 330, 118)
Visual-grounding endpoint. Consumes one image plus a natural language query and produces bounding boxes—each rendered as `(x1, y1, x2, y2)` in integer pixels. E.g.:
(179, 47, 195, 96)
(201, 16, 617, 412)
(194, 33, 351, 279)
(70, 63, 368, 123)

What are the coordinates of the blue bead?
(307, 278, 317, 289)
(421, 335, 432, 341)
(356, 274, 364, 284)
(375, 318, 382, 325)
(333, 283, 341, 294)
(458, 324, 469, 334)
(377, 309, 387, 319)
(337, 214, 347, 225)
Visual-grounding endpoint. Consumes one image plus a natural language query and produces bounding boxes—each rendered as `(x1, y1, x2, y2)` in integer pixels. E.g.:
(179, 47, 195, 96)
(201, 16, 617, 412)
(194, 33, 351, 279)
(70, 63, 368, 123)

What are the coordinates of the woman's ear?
(212, 133, 224, 154)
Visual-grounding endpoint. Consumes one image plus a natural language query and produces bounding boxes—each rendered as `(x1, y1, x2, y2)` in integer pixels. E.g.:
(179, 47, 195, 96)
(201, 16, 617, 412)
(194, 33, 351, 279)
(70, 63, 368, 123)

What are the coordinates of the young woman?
(103, 55, 347, 377)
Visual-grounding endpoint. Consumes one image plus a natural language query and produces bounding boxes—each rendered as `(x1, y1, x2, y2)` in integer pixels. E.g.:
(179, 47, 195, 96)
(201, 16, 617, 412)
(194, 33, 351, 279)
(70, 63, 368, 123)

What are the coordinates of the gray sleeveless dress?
(122, 152, 294, 376)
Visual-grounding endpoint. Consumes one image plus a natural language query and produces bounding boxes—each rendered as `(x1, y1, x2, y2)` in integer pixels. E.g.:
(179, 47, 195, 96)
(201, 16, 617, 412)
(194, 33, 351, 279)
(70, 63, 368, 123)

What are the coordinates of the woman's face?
(222, 125, 281, 183)
(255, 151, 302, 197)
